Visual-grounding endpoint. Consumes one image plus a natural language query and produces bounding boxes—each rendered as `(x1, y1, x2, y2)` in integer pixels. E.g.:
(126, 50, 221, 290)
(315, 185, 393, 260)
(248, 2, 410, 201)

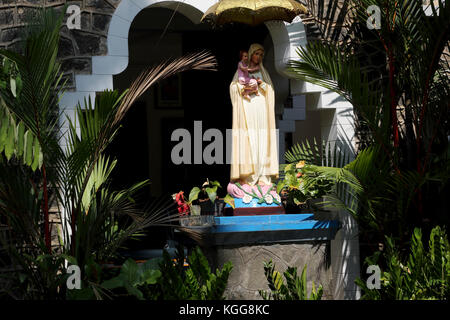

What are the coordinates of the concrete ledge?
(204, 214, 339, 246)
(210, 229, 337, 246)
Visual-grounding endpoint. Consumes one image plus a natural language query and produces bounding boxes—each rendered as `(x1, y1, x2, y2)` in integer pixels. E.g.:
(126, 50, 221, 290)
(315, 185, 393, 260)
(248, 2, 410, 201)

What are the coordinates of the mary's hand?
(258, 80, 268, 94)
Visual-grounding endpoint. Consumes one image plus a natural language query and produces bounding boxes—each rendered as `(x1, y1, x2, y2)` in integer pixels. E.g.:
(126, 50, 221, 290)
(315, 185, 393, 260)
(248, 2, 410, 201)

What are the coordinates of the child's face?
(242, 52, 248, 62)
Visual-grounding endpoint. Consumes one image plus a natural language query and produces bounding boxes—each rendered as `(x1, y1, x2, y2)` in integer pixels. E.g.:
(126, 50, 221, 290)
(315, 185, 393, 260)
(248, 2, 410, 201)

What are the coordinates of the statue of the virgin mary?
(227, 43, 279, 200)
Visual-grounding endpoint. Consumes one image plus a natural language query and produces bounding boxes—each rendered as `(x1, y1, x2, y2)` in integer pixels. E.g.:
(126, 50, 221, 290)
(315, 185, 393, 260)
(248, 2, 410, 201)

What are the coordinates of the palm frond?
(284, 137, 354, 167)
(114, 51, 217, 127)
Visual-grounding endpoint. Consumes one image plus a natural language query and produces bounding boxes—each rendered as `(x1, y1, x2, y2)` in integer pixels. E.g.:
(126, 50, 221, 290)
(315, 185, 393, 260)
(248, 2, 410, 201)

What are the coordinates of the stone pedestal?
(176, 211, 361, 300)
(207, 242, 333, 300)
(179, 214, 340, 300)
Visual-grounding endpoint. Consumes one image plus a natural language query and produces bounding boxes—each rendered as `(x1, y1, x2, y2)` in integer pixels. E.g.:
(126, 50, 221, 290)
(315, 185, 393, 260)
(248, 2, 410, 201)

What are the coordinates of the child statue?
(237, 50, 260, 101)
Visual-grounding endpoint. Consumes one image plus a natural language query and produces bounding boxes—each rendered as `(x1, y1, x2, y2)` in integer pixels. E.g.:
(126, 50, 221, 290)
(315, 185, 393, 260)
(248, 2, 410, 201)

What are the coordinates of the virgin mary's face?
(251, 49, 264, 65)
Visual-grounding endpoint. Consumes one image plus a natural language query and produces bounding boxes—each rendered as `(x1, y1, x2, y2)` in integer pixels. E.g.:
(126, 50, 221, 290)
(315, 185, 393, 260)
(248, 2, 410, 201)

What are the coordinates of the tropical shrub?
(102, 246, 232, 300)
(356, 226, 450, 300)
(259, 260, 323, 300)
(0, 7, 217, 299)
(287, 0, 449, 252)
(152, 246, 232, 300)
(0, 253, 68, 300)
(277, 158, 333, 210)
(101, 258, 162, 300)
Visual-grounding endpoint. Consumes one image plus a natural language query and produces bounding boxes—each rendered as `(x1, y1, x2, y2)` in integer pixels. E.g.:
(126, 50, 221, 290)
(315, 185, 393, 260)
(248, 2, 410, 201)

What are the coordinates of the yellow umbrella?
(201, 0, 308, 26)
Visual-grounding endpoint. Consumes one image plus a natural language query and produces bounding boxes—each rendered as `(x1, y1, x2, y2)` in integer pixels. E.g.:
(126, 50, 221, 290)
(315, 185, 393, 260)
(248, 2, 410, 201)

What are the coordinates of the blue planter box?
(206, 214, 339, 245)
(213, 214, 334, 232)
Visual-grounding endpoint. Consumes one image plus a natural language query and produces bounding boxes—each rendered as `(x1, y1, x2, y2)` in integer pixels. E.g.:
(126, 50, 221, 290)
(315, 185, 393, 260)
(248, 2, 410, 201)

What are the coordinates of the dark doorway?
(167, 23, 271, 197)
(106, 101, 149, 195)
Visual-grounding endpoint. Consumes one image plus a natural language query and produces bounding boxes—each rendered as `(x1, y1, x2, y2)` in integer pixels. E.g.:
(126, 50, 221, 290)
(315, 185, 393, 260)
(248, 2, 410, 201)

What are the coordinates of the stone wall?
(203, 242, 334, 300)
(0, 0, 120, 89)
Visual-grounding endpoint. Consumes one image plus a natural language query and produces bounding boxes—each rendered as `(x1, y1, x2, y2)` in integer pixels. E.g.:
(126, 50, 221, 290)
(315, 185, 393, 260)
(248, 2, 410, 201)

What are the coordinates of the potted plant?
(277, 160, 333, 213)
(173, 190, 206, 227)
(172, 179, 222, 227)
(194, 179, 221, 215)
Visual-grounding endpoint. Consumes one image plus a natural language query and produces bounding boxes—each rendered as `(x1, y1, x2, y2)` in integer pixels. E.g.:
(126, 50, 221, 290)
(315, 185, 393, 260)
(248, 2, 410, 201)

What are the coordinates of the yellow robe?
(229, 63, 279, 186)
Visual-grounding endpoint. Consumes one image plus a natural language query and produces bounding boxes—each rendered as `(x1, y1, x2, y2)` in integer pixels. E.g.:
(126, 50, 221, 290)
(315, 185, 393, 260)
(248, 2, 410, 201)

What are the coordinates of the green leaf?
(273, 270, 283, 291)
(38, 143, 43, 168)
(276, 179, 285, 194)
(301, 265, 307, 298)
(10, 76, 16, 97)
(16, 121, 25, 157)
(125, 284, 144, 300)
(24, 130, 33, 166)
(0, 116, 7, 153)
(257, 184, 264, 198)
(121, 259, 140, 286)
(141, 258, 162, 285)
(3, 58, 10, 74)
(205, 187, 217, 203)
(210, 180, 221, 188)
(31, 137, 40, 171)
(101, 277, 124, 289)
(189, 187, 201, 203)
(223, 194, 235, 209)
(15, 74, 22, 94)
(143, 269, 161, 285)
(4, 122, 15, 160)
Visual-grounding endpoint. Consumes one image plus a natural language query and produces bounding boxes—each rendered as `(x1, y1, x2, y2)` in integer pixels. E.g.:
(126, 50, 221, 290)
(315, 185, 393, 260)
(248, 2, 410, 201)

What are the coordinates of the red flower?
(174, 191, 190, 216)
(175, 191, 184, 203)
(178, 203, 189, 216)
